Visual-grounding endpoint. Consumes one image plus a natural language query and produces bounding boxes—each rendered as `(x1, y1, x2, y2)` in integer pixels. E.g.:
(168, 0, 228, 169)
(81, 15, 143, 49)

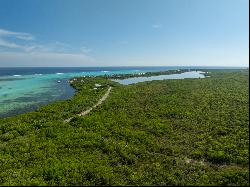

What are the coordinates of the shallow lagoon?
(113, 71, 205, 85)
(0, 68, 148, 118)
(0, 67, 218, 118)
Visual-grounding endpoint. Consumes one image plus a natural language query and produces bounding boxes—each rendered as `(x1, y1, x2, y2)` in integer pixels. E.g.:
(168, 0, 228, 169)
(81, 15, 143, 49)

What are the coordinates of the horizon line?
(0, 65, 248, 68)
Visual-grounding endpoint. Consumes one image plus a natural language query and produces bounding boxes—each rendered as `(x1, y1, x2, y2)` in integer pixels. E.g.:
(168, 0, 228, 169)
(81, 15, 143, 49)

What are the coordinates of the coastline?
(0, 68, 189, 119)
(0, 68, 238, 119)
(0, 69, 248, 185)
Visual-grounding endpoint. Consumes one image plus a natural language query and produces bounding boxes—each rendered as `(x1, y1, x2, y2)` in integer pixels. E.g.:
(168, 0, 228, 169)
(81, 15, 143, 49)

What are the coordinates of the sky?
(0, 0, 249, 67)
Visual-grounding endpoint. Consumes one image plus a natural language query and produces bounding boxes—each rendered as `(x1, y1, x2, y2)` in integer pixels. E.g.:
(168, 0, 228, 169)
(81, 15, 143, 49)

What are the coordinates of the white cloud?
(0, 38, 38, 53)
(0, 28, 96, 67)
(80, 46, 92, 53)
(152, 24, 163, 29)
(0, 28, 87, 54)
(0, 28, 37, 52)
(0, 28, 34, 41)
(0, 38, 25, 49)
(0, 38, 47, 53)
(0, 52, 97, 67)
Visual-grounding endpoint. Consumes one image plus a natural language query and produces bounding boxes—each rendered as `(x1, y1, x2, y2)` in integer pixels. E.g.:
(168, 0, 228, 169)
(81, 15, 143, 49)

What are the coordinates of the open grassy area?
(0, 69, 249, 186)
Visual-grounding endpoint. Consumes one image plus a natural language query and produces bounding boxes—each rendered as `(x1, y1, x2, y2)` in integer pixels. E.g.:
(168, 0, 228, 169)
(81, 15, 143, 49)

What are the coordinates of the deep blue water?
(0, 66, 247, 118)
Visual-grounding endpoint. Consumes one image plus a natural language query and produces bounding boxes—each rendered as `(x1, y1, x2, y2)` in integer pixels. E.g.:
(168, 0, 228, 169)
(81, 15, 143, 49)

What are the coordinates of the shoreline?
(0, 68, 241, 119)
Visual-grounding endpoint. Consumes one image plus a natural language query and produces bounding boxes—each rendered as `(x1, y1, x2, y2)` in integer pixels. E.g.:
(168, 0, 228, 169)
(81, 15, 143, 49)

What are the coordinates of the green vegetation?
(0, 69, 249, 186)
(104, 69, 189, 79)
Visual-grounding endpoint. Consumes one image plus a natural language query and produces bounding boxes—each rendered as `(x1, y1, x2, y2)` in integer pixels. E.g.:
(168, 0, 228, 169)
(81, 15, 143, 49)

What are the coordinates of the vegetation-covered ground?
(0, 69, 249, 186)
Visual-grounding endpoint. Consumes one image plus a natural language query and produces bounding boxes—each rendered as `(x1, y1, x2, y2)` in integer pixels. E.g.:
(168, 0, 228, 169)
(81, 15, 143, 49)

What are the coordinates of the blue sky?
(0, 0, 249, 67)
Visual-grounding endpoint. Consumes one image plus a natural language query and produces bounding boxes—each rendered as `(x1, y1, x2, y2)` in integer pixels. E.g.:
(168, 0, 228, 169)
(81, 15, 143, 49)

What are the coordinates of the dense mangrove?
(0, 69, 248, 185)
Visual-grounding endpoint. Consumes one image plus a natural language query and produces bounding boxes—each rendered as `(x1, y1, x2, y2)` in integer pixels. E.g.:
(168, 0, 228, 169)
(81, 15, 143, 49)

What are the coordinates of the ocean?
(0, 66, 246, 118)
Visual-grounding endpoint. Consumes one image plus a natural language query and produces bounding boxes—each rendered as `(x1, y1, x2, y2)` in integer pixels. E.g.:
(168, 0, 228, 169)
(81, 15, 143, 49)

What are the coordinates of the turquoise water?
(0, 69, 147, 118)
(113, 71, 205, 85)
(0, 67, 241, 118)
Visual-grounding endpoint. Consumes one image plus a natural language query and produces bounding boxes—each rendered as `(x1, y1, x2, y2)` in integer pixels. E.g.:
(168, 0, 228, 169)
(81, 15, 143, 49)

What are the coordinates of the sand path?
(64, 86, 112, 123)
